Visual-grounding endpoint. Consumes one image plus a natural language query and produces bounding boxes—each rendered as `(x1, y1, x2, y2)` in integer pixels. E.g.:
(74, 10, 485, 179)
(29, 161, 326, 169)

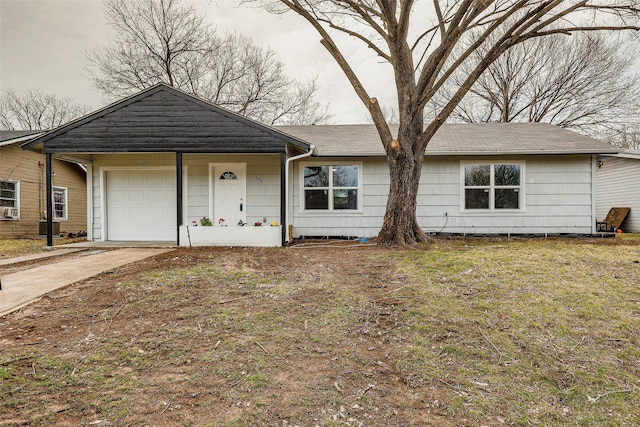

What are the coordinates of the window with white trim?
(0, 180, 19, 219)
(463, 163, 523, 210)
(302, 164, 361, 211)
(53, 186, 68, 220)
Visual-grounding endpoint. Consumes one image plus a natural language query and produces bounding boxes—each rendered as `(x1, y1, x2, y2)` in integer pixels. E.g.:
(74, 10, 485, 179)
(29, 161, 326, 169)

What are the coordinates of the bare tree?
(603, 121, 640, 149)
(87, 0, 328, 125)
(198, 32, 329, 125)
(0, 88, 88, 131)
(435, 32, 640, 136)
(251, 0, 640, 245)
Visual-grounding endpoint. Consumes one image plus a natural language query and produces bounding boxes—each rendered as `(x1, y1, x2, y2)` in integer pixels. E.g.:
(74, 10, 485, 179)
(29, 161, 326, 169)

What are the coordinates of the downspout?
(285, 145, 316, 245)
(86, 163, 93, 242)
(591, 154, 598, 234)
(176, 152, 183, 246)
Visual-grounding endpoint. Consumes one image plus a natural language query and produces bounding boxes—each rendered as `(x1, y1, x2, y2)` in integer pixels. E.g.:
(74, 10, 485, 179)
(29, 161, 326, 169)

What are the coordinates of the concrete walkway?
(0, 248, 174, 317)
(0, 248, 86, 266)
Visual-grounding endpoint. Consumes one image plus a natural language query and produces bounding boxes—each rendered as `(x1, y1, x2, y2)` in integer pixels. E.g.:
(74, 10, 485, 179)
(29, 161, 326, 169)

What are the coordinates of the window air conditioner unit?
(1, 207, 19, 218)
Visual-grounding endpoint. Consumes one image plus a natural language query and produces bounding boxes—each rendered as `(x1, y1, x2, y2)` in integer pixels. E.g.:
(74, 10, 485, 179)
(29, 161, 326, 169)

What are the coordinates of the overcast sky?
(0, 0, 396, 124)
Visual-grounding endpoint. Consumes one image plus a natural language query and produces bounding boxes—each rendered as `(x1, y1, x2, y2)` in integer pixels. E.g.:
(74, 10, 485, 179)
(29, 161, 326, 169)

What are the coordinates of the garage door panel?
(108, 208, 130, 222)
(147, 189, 167, 202)
(108, 192, 126, 202)
(106, 170, 176, 241)
(128, 189, 145, 201)
(146, 173, 167, 185)
(147, 224, 174, 235)
(129, 173, 145, 185)
(127, 207, 146, 220)
(147, 208, 170, 221)
(109, 174, 127, 185)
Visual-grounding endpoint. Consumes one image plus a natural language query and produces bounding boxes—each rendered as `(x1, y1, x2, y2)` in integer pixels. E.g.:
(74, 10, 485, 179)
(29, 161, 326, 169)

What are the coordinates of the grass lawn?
(0, 238, 85, 259)
(0, 236, 639, 426)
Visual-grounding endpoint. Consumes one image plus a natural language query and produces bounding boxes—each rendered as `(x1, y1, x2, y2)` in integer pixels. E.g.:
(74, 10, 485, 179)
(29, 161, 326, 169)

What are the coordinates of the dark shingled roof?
(21, 84, 311, 154)
(0, 130, 42, 145)
(277, 123, 619, 157)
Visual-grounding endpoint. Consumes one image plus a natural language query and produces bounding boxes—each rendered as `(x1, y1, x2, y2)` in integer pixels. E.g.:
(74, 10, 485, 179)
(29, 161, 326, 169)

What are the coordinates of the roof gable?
(22, 84, 310, 154)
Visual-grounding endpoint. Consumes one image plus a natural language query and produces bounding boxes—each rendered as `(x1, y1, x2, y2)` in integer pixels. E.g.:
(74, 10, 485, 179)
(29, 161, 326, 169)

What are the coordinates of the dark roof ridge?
(22, 83, 310, 151)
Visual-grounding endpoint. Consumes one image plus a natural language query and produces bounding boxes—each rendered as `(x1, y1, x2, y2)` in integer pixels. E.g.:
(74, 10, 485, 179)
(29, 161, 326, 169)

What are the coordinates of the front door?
(211, 163, 246, 226)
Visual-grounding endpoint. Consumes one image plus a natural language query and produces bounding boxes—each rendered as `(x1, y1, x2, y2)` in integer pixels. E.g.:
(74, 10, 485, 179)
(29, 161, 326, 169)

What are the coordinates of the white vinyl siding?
(91, 153, 282, 241)
(291, 155, 595, 238)
(184, 154, 281, 227)
(596, 156, 639, 233)
(89, 153, 598, 241)
(292, 159, 377, 238)
(427, 156, 593, 234)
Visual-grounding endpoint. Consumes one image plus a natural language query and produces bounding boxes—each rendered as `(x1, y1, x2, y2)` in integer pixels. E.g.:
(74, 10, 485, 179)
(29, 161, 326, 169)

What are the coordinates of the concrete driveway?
(0, 248, 174, 317)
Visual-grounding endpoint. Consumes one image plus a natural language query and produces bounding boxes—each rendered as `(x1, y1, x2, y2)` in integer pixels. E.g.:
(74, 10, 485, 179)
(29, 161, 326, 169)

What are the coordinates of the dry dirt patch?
(1, 238, 639, 426)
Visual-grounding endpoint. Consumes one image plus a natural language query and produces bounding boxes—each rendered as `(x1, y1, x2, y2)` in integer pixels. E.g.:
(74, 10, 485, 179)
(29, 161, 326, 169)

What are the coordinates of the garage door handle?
(240, 203, 243, 212)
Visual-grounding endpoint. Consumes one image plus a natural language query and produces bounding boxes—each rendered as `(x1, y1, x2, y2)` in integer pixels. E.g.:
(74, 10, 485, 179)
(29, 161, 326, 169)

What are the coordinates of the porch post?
(176, 152, 183, 246)
(45, 153, 53, 247)
(280, 151, 287, 247)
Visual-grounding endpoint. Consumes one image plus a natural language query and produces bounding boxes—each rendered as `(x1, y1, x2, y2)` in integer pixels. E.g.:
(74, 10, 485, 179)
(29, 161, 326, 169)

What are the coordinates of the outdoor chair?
(596, 207, 630, 232)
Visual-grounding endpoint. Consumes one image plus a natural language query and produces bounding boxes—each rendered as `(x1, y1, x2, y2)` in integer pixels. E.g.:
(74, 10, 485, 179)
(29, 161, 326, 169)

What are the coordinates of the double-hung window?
(302, 164, 361, 211)
(463, 163, 523, 211)
(53, 186, 68, 220)
(0, 180, 19, 218)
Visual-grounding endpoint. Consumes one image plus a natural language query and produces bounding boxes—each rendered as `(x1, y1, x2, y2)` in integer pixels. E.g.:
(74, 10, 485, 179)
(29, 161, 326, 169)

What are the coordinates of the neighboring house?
(595, 150, 640, 233)
(1, 131, 87, 239)
(21, 84, 619, 247)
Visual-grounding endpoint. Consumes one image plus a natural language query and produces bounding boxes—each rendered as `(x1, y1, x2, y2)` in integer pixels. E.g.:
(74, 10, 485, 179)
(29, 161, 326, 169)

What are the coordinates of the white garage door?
(106, 170, 176, 241)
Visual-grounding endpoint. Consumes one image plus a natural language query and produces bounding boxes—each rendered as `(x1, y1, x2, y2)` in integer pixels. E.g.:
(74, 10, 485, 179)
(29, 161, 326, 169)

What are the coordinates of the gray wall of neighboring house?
(596, 156, 639, 233)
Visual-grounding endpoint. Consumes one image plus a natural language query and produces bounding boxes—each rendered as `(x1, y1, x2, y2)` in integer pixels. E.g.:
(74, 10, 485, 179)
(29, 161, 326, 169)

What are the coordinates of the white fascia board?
(426, 149, 621, 156)
(314, 149, 621, 157)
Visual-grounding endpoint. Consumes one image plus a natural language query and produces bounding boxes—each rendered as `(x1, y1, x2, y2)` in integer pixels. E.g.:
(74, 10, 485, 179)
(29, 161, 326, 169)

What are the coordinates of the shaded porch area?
(20, 84, 312, 247)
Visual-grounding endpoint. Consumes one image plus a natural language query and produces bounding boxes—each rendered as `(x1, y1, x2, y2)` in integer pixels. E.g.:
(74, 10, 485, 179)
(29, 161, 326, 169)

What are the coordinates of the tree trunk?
(376, 133, 428, 246)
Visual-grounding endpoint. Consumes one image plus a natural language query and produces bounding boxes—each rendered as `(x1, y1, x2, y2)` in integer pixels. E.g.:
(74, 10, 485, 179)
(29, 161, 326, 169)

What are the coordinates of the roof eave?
(2, 132, 44, 147)
(313, 149, 621, 157)
(607, 151, 640, 160)
(314, 151, 384, 157)
(427, 149, 621, 156)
